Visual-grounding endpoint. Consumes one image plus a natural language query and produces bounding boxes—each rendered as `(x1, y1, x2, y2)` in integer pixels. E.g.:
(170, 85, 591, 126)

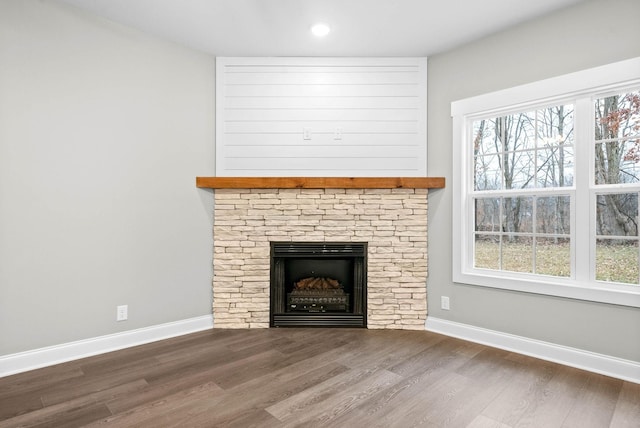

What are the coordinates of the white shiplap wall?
(215, 57, 427, 177)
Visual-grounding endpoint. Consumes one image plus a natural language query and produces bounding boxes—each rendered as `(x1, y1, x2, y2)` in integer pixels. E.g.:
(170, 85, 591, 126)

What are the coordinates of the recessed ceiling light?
(311, 23, 331, 37)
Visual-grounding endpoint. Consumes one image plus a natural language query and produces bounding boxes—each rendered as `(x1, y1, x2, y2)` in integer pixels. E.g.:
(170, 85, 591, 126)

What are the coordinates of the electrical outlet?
(303, 128, 312, 140)
(440, 296, 450, 311)
(116, 305, 128, 321)
(333, 128, 343, 140)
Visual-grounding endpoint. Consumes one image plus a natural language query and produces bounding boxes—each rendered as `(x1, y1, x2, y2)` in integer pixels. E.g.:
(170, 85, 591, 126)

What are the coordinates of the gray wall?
(0, 0, 215, 355)
(427, 0, 640, 362)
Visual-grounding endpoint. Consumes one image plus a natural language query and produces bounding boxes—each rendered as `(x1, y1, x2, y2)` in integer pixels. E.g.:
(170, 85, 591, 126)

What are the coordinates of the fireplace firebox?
(270, 242, 367, 327)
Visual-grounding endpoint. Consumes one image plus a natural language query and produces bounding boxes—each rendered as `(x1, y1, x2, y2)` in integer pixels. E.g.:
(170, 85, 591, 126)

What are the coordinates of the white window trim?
(452, 57, 640, 308)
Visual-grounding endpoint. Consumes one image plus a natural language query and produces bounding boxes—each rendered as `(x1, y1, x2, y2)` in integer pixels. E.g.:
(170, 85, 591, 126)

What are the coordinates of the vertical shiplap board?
(216, 57, 427, 177)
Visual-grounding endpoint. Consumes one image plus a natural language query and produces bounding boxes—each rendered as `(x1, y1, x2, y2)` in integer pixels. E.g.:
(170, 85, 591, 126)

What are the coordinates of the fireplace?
(270, 242, 367, 327)
(206, 186, 435, 330)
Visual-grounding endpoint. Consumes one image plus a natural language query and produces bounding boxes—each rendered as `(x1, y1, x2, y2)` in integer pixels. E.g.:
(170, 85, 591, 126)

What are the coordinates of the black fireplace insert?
(270, 242, 367, 327)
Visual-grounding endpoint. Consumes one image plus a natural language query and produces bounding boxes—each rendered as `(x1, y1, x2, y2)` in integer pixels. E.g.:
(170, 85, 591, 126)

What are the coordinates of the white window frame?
(452, 57, 640, 308)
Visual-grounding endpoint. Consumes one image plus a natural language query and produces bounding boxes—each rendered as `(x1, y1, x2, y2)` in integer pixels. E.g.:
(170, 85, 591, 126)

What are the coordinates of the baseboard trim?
(0, 315, 214, 378)
(425, 317, 639, 384)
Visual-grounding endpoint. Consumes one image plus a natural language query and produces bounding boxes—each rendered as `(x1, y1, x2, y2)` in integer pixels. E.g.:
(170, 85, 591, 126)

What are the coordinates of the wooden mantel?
(196, 177, 445, 189)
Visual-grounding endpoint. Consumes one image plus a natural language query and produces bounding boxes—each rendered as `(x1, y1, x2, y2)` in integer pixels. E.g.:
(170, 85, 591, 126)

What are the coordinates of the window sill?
(454, 270, 640, 308)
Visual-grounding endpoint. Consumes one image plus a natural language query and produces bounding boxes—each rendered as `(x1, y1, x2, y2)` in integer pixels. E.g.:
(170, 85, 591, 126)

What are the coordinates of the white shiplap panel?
(224, 145, 419, 159)
(221, 169, 422, 177)
(216, 57, 427, 177)
(223, 134, 420, 147)
(224, 96, 420, 109)
(224, 157, 419, 171)
(223, 84, 420, 97)
(222, 64, 421, 74)
(223, 121, 418, 135)
(224, 72, 420, 85)
(224, 108, 419, 122)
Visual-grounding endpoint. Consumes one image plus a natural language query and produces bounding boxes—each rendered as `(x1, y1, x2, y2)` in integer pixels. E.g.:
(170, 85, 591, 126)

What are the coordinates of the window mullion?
(574, 97, 592, 283)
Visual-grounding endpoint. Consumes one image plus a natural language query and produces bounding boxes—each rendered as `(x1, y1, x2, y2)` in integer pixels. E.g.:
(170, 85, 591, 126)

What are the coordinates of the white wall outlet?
(303, 128, 312, 140)
(116, 304, 128, 321)
(440, 296, 450, 311)
(333, 128, 343, 140)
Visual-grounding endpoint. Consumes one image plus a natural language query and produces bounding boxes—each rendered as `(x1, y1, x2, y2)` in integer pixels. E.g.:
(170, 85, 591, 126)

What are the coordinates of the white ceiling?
(57, 0, 586, 57)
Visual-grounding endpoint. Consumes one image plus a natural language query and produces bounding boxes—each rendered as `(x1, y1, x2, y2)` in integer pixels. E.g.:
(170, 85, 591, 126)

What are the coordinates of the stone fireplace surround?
(200, 177, 444, 330)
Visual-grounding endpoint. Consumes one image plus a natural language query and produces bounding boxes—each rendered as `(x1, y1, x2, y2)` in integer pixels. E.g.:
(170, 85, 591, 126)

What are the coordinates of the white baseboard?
(3, 315, 636, 383)
(425, 317, 639, 384)
(0, 315, 214, 378)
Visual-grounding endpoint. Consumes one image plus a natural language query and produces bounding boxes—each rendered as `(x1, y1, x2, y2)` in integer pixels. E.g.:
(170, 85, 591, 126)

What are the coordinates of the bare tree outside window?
(473, 105, 573, 276)
(594, 90, 640, 284)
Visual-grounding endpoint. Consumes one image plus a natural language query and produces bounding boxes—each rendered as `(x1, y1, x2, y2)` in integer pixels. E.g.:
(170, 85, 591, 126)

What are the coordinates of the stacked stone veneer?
(212, 188, 428, 329)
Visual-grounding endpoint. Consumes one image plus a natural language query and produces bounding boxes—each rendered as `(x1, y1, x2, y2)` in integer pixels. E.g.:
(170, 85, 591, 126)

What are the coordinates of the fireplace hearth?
(270, 242, 367, 327)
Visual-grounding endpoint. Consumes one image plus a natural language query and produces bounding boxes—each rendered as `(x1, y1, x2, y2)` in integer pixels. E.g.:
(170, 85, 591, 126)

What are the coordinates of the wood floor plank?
(0, 365, 84, 395)
(610, 381, 640, 428)
(143, 344, 280, 386)
(0, 392, 112, 428)
(388, 335, 477, 378)
(454, 346, 519, 379)
(266, 363, 390, 418)
(0, 392, 44, 421)
(207, 409, 283, 428)
(268, 367, 403, 425)
(0, 381, 145, 428)
(427, 348, 538, 428)
(211, 339, 348, 390)
(193, 362, 351, 426)
(86, 381, 225, 427)
(338, 344, 514, 428)
(335, 329, 444, 371)
(0, 364, 86, 419)
(39, 367, 150, 407)
(0, 328, 636, 427)
(196, 348, 286, 390)
(342, 370, 476, 428)
(476, 355, 558, 427)
(0, 395, 94, 428)
(29, 402, 112, 428)
(560, 372, 623, 428)
(104, 367, 224, 414)
(180, 408, 283, 428)
(329, 338, 482, 426)
(466, 414, 513, 428)
(510, 365, 591, 428)
(405, 372, 479, 428)
(79, 353, 162, 377)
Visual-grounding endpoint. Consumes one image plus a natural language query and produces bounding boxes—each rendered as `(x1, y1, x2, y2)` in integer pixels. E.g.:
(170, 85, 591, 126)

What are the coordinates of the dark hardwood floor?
(1, 328, 638, 427)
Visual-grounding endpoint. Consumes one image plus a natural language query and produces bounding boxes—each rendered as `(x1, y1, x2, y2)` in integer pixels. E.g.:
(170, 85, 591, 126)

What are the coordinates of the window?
(473, 105, 574, 277)
(594, 91, 640, 285)
(452, 57, 640, 308)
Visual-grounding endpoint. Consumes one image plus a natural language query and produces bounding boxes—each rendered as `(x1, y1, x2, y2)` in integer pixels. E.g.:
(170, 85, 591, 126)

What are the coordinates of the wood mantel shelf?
(196, 177, 445, 189)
